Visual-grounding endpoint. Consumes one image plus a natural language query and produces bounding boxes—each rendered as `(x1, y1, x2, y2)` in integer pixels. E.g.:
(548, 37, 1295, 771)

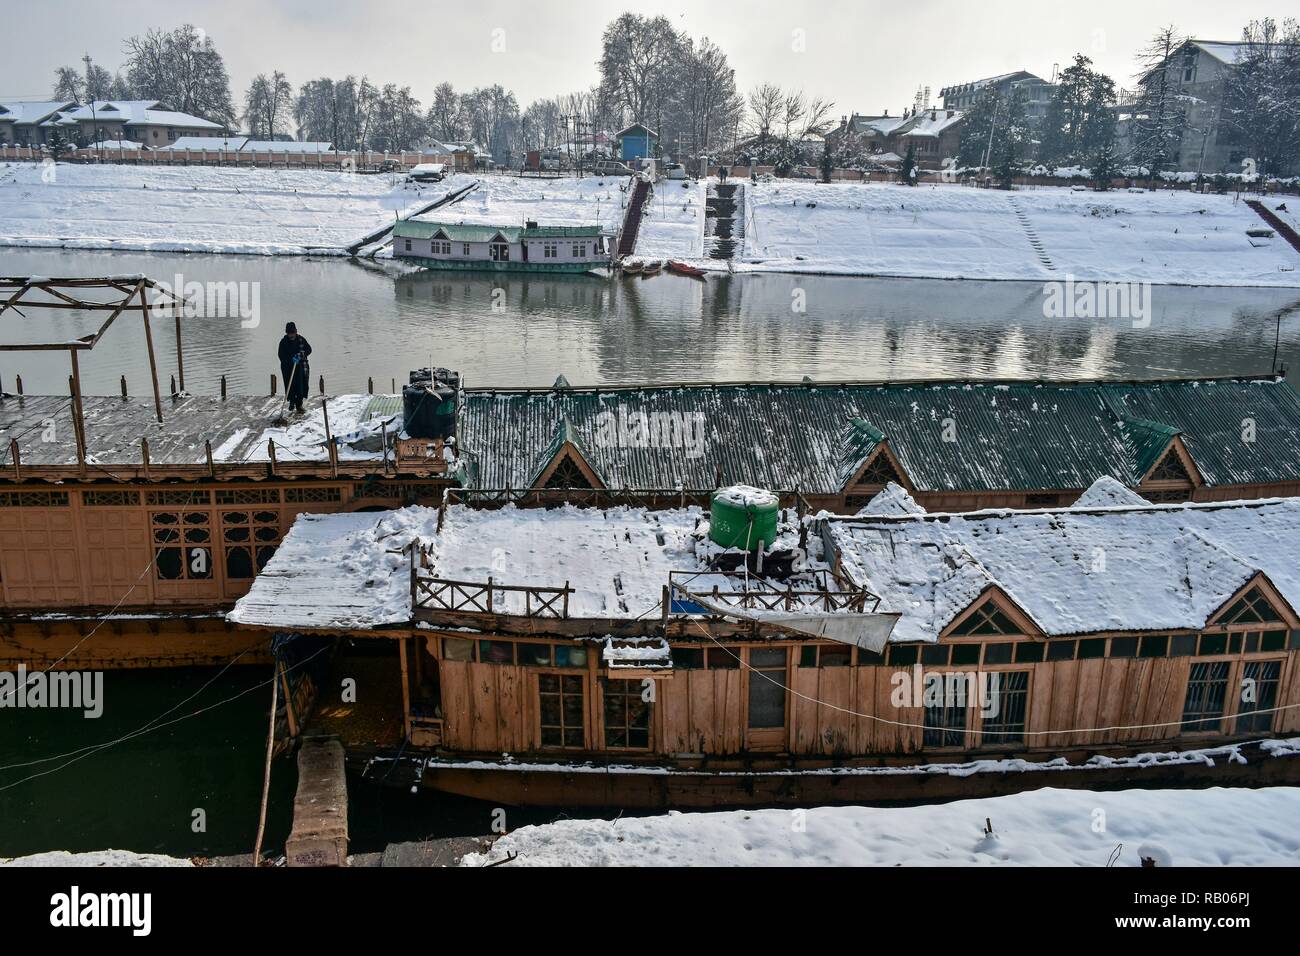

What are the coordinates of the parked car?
(594, 160, 634, 176)
(663, 163, 687, 180)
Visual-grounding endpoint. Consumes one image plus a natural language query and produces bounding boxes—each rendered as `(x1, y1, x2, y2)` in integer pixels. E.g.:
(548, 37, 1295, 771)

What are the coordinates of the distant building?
(831, 108, 964, 170)
(0, 101, 75, 146)
(614, 123, 658, 162)
(0, 99, 223, 147)
(940, 70, 1056, 125)
(1115, 39, 1288, 176)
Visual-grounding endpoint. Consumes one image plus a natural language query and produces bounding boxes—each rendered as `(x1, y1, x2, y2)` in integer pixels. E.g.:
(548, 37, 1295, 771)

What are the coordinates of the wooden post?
(169, 374, 177, 397)
(563, 581, 570, 619)
(220, 375, 227, 400)
(141, 437, 151, 480)
(206, 439, 215, 477)
(67, 360, 87, 477)
(138, 283, 164, 423)
(661, 584, 669, 625)
(318, 374, 324, 395)
(391, 378, 396, 394)
(322, 398, 337, 477)
(487, 576, 494, 614)
(367, 376, 373, 395)
(9, 439, 20, 481)
(120, 375, 128, 399)
(409, 545, 417, 606)
(271, 374, 278, 396)
(14, 374, 21, 395)
(268, 439, 278, 475)
(174, 311, 185, 392)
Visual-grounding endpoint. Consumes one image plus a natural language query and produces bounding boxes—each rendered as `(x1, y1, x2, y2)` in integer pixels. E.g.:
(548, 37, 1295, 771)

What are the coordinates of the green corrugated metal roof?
(393, 221, 521, 242)
(523, 225, 604, 238)
(456, 376, 1300, 494)
(834, 418, 885, 488)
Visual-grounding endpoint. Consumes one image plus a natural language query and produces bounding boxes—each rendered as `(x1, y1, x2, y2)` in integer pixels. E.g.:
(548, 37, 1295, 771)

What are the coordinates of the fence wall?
(0, 145, 458, 171)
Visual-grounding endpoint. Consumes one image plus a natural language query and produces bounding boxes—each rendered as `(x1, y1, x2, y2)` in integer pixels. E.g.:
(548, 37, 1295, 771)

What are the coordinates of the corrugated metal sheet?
(456, 377, 1300, 494)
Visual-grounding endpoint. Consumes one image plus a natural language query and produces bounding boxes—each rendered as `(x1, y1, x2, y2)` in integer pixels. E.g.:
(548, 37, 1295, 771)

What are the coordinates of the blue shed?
(615, 123, 658, 162)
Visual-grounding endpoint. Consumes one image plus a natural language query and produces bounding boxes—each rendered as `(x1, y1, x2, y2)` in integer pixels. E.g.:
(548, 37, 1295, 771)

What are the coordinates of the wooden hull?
(386, 741, 1300, 808)
(0, 615, 270, 669)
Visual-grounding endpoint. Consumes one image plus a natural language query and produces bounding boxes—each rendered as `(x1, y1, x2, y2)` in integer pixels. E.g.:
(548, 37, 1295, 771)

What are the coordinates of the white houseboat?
(392, 220, 609, 274)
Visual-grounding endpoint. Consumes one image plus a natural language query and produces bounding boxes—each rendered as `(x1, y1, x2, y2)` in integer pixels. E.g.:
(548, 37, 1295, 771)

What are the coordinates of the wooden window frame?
(600, 676, 654, 751)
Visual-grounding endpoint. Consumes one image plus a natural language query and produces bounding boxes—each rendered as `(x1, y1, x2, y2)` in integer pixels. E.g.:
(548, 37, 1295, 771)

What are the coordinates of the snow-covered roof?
(0, 101, 75, 125)
(856, 482, 925, 516)
(898, 110, 964, 137)
(827, 494, 1300, 643)
(89, 140, 143, 150)
(57, 101, 222, 130)
(1072, 475, 1148, 509)
(848, 115, 909, 136)
(242, 139, 334, 153)
(159, 135, 246, 151)
(230, 504, 709, 629)
(1190, 40, 1249, 65)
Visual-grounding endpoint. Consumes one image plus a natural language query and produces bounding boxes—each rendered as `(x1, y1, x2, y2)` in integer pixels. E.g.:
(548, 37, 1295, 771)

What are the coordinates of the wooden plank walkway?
(285, 736, 350, 867)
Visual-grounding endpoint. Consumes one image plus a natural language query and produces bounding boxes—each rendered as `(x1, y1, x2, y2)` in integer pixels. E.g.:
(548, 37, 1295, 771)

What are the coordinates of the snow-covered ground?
(730, 180, 1300, 287)
(462, 786, 1300, 866)
(1, 849, 192, 867)
(634, 178, 707, 258)
(0, 161, 462, 255)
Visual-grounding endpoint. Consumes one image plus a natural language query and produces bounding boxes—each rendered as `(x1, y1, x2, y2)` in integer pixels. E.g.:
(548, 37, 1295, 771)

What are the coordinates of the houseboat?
(228, 479, 1300, 806)
(391, 220, 609, 274)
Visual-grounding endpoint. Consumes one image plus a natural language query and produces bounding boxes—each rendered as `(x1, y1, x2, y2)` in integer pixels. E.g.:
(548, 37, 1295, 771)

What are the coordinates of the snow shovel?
(272, 359, 301, 427)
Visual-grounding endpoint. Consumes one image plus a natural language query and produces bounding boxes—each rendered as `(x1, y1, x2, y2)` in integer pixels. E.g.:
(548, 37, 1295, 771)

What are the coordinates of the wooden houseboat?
(5, 274, 1300, 676)
(227, 480, 1300, 806)
(391, 220, 609, 274)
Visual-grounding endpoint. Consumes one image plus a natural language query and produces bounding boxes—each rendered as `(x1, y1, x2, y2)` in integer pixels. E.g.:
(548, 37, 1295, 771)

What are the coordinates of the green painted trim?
(395, 255, 605, 275)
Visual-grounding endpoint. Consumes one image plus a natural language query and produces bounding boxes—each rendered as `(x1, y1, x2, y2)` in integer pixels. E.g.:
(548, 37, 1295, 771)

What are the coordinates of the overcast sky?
(0, 1, 1280, 116)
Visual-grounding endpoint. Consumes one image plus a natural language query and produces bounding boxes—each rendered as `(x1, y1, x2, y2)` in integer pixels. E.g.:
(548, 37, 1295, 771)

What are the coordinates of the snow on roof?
(231, 504, 709, 629)
(58, 101, 222, 130)
(229, 509, 430, 629)
(856, 482, 925, 516)
(898, 110, 964, 137)
(89, 140, 143, 150)
(242, 140, 334, 153)
(849, 115, 909, 136)
(1072, 475, 1148, 509)
(827, 497, 1300, 643)
(1191, 40, 1249, 65)
(0, 101, 75, 124)
(159, 136, 246, 151)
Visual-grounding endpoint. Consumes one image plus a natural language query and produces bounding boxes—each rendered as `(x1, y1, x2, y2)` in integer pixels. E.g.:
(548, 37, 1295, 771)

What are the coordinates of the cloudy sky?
(0, 0, 1278, 115)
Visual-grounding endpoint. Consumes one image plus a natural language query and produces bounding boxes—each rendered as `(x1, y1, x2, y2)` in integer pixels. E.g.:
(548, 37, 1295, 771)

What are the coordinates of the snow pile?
(634, 178, 707, 258)
(461, 786, 1300, 866)
(734, 180, 1300, 286)
(856, 481, 926, 516)
(1072, 475, 1150, 509)
(2, 849, 192, 867)
(0, 162, 467, 255)
(829, 496, 1300, 642)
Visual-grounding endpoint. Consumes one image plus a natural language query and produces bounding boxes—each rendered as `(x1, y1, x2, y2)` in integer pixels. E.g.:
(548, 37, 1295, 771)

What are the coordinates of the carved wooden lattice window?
(285, 486, 343, 503)
(950, 601, 1022, 636)
(152, 511, 213, 580)
(221, 509, 281, 580)
(1148, 449, 1192, 482)
(544, 454, 592, 489)
(539, 674, 585, 748)
(856, 452, 903, 487)
(1217, 586, 1282, 625)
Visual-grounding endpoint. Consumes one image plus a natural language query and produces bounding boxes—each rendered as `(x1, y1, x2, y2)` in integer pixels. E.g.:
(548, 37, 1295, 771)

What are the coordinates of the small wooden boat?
(640, 260, 664, 277)
(620, 260, 643, 276)
(667, 260, 707, 280)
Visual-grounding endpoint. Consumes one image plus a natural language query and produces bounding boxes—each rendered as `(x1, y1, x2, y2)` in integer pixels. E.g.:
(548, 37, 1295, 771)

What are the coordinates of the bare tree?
(123, 24, 236, 126)
(244, 71, 293, 139)
(1130, 25, 1188, 182)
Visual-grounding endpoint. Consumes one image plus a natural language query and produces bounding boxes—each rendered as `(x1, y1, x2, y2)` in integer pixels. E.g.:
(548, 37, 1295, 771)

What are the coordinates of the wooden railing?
(410, 548, 572, 618)
(668, 569, 878, 614)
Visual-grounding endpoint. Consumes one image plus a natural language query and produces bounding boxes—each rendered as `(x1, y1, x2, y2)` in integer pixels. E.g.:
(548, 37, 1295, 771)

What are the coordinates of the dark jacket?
(278, 334, 312, 397)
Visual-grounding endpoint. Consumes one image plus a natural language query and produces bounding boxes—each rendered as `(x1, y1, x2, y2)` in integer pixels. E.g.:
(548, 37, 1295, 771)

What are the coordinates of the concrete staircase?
(1008, 195, 1056, 272)
(705, 182, 746, 260)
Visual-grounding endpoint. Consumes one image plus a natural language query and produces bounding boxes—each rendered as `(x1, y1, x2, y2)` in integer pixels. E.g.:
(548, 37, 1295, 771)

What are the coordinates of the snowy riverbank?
(723, 180, 1300, 287)
(462, 786, 1300, 866)
(2, 162, 1295, 286)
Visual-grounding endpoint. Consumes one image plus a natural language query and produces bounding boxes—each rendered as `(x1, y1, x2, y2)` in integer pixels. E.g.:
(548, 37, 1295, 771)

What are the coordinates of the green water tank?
(709, 485, 780, 551)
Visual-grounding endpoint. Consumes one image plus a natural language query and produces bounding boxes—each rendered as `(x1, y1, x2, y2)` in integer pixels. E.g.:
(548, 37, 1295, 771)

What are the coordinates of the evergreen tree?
(820, 137, 832, 182)
(46, 127, 70, 161)
(1091, 130, 1118, 189)
(899, 143, 917, 185)
(1220, 18, 1300, 178)
(1131, 26, 1188, 184)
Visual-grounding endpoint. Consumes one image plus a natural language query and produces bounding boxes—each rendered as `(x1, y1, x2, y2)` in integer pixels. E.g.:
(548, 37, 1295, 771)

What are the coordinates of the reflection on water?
(1, 249, 1298, 396)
